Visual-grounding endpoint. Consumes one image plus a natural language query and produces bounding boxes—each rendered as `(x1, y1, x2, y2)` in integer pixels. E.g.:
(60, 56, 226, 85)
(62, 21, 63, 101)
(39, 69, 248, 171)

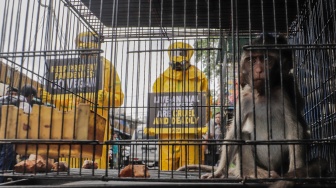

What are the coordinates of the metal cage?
(0, 0, 335, 187)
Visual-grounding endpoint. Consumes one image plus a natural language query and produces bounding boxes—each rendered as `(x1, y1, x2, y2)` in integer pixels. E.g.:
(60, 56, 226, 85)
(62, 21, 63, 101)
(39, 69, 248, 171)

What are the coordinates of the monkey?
(269, 158, 329, 188)
(177, 34, 328, 185)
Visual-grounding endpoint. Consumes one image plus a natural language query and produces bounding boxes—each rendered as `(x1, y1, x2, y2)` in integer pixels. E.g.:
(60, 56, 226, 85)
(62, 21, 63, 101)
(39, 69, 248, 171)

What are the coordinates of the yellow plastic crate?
(0, 103, 105, 159)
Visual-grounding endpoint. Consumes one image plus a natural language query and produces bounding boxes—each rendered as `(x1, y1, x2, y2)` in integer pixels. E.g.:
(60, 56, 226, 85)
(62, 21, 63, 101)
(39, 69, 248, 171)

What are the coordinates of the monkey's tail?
(176, 164, 217, 172)
(269, 180, 295, 188)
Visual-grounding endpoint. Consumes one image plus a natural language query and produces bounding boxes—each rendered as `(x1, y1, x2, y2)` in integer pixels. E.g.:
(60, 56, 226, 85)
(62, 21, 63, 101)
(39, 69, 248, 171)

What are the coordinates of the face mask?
(170, 61, 190, 71)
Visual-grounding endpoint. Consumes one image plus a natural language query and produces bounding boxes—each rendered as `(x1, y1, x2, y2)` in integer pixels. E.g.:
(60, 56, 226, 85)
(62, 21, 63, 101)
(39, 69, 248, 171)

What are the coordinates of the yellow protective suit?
(41, 32, 124, 169)
(152, 65, 210, 170)
(43, 57, 123, 110)
(42, 56, 124, 169)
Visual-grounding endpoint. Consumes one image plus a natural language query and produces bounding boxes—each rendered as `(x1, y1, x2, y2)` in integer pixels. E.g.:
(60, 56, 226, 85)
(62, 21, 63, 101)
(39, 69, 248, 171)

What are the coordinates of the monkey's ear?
(276, 34, 294, 72)
(239, 73, 247, 88)
(239, 54, 248, 88)
(276, 34, 288, 44)
(280, 57, 293, 75)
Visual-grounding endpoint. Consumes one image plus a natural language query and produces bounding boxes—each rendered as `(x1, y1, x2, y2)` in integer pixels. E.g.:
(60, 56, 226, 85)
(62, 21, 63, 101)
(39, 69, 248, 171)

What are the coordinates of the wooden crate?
(0, 103, 105, 158)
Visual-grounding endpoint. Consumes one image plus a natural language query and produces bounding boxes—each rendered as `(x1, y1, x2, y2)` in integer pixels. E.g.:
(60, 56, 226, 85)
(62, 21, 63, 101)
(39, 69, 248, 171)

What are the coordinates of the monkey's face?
(240, 51, 279, 93)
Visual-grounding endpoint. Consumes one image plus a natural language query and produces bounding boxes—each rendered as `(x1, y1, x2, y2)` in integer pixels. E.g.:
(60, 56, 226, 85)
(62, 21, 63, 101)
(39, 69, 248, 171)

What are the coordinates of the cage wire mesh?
(0, 0, 335, 187)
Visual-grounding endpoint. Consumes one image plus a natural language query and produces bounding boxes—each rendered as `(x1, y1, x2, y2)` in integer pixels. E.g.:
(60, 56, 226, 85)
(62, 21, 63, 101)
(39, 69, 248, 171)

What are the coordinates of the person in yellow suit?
(41, 31, 124, 169)
(152, 42, 210, 170)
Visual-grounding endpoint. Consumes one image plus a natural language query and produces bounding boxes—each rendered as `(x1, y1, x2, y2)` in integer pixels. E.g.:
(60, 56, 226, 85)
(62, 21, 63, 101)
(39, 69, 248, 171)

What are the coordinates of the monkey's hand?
(201, 166, 237, 179)
(98, 89, 109, 102)
(243, 168, 279, 179)
(201, 171, 224, 179)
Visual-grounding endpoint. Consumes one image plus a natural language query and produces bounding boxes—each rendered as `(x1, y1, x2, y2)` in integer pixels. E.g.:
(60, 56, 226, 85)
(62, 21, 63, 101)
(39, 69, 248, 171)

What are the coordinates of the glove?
(98, 89, 109, 102)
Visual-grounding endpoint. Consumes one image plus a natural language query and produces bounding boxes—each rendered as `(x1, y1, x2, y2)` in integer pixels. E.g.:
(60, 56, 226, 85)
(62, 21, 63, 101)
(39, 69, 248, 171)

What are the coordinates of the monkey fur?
(177, 34, 327, 186)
